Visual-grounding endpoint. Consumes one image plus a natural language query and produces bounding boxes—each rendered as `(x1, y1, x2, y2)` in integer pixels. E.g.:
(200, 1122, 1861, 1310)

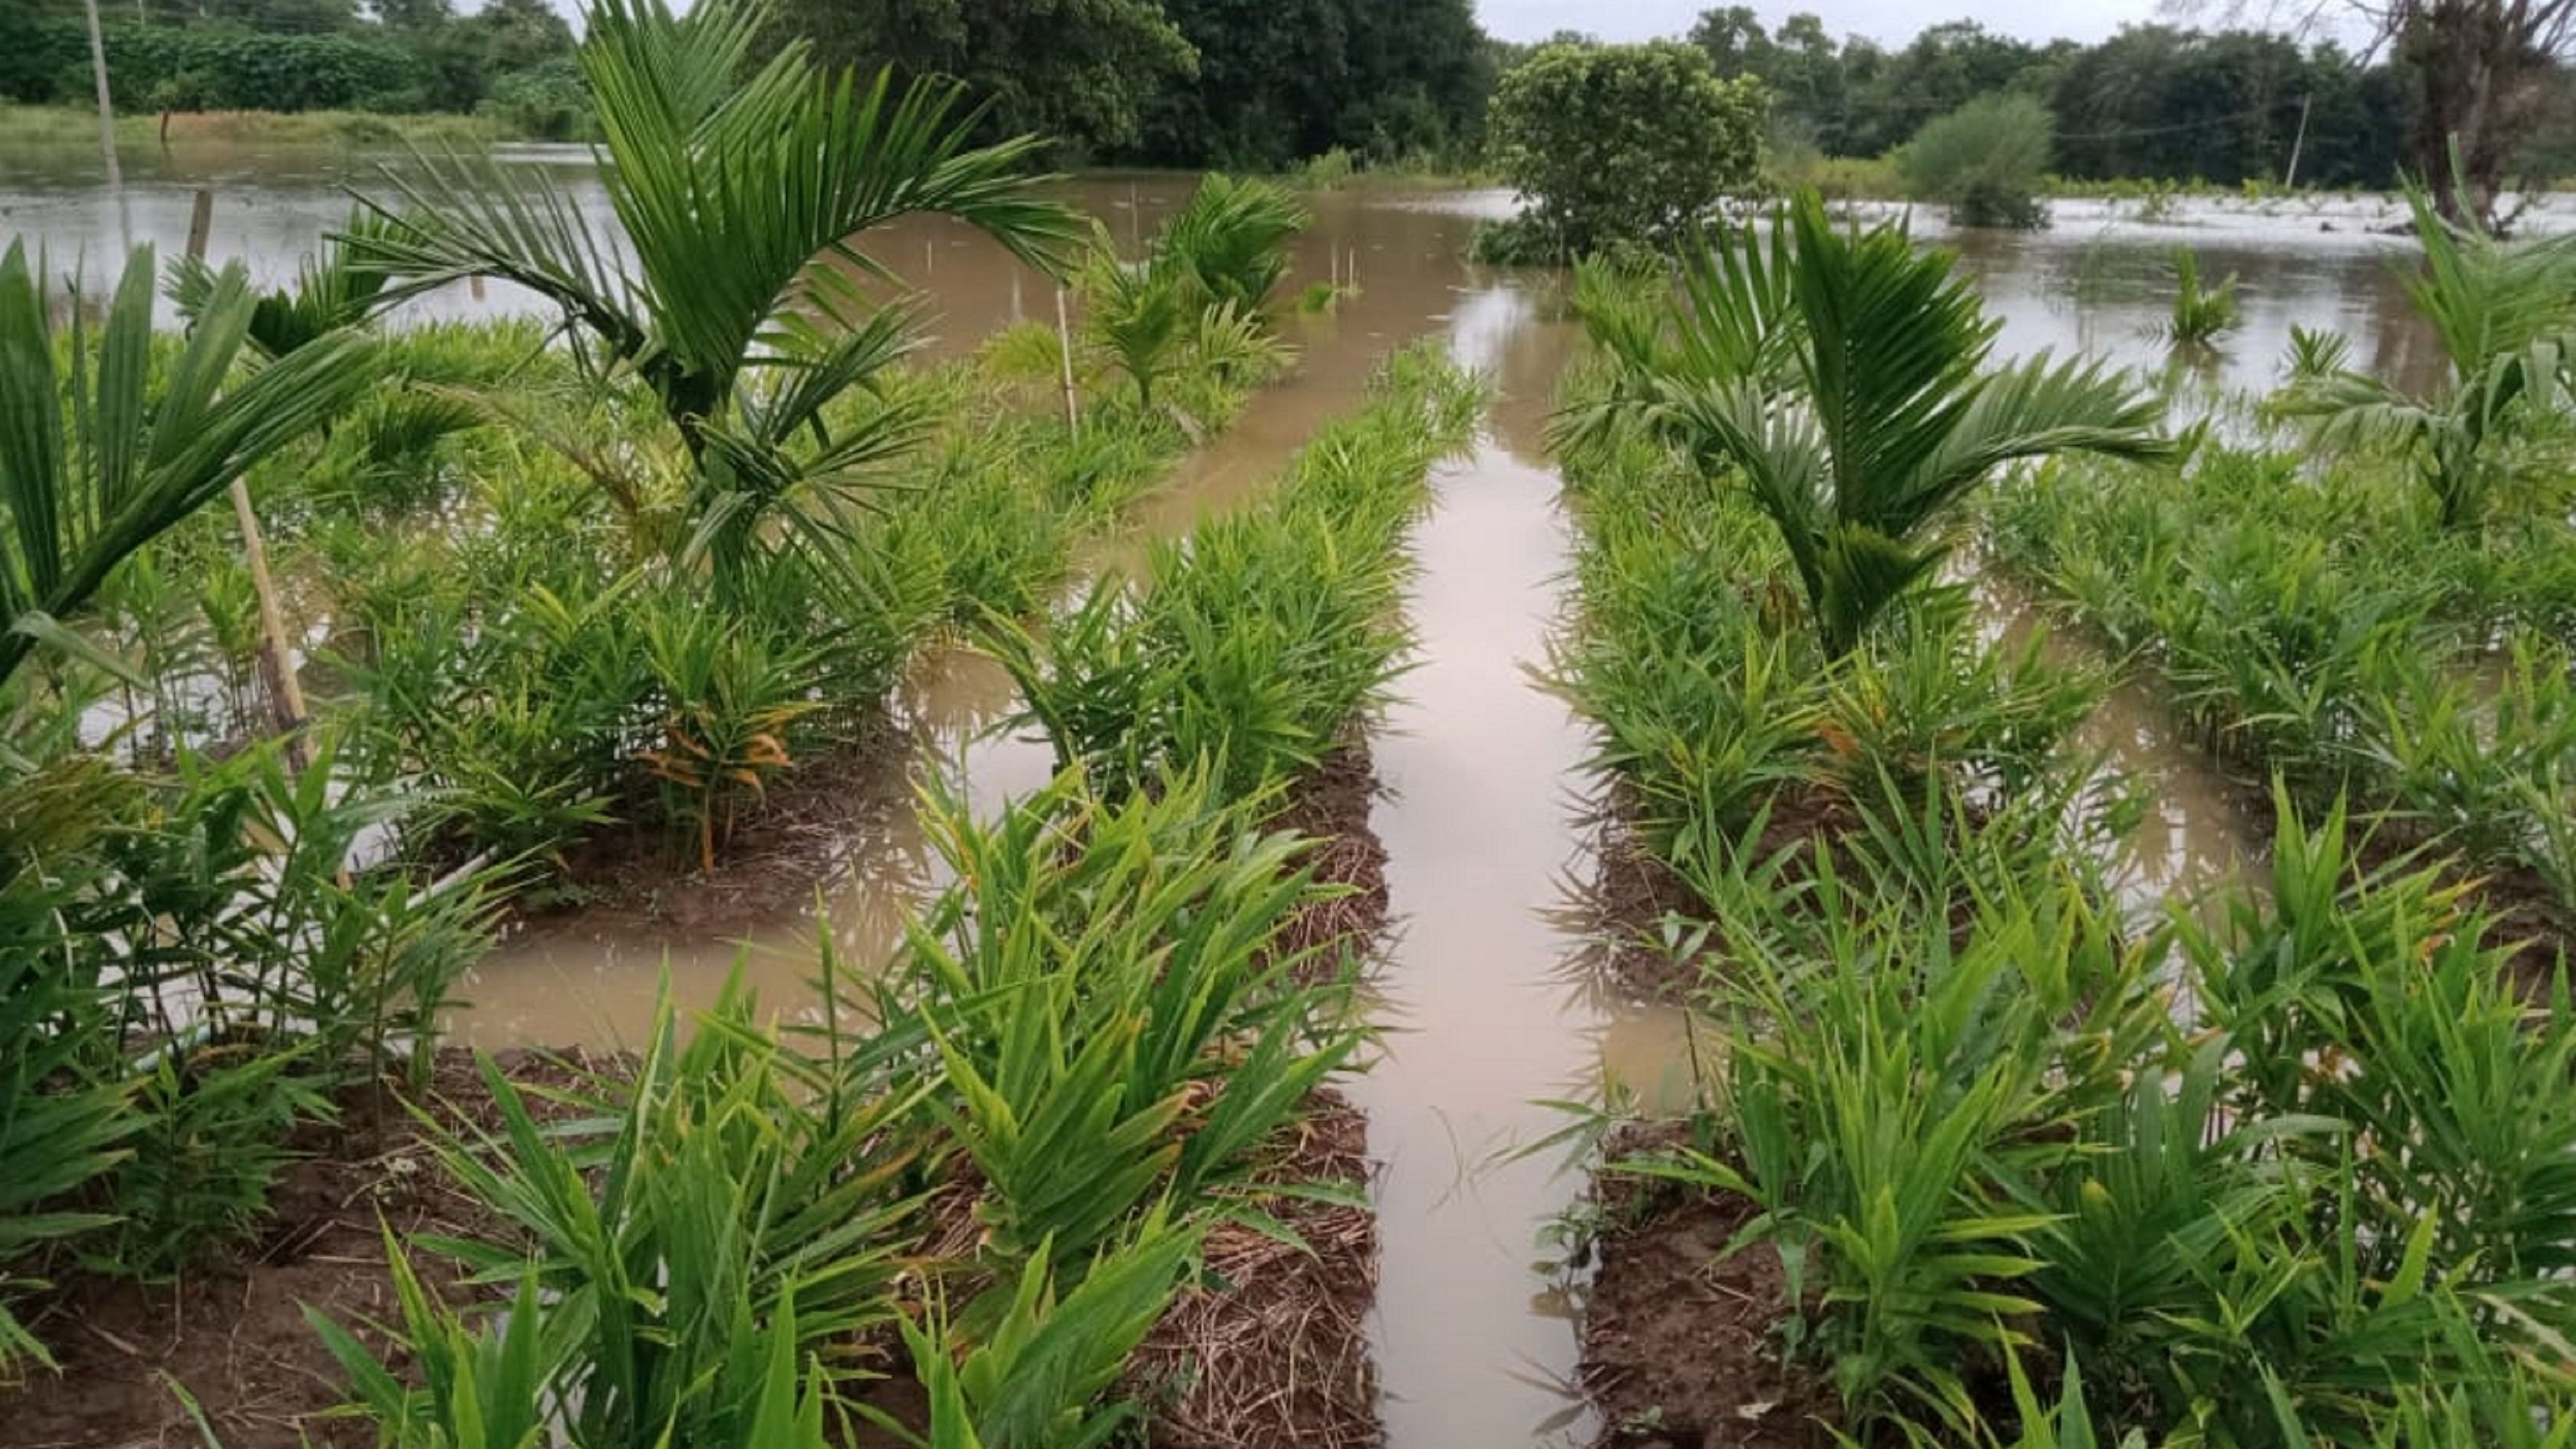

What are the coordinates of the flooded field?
(5, 150, 2445, 1443)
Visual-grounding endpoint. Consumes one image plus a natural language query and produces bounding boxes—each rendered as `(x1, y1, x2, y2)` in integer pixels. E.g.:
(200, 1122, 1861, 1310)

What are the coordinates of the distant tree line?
(1675, 7, 2576, 193)
(766, 0, 1496, 169)
(0, 0, 582, 135)
(12, 0, 2576, 204)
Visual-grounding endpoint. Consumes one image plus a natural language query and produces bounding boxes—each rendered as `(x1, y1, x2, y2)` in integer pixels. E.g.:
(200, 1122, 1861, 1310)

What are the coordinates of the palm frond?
(2400, 181, 2576, 382)
(1670, 212, 1801, 386)
(348, 149, 639, 358)
(1900, 354, 2169, 535)
(172, 206, 406, 358)
(1659, 374, 1832, 607)
(1159, 174, 1308, 320)
(1785, 194, 1995, 517)
(346, 0, 1081, 595)
(1, 243, 376, 688)
(1633, 192, 2165, 656)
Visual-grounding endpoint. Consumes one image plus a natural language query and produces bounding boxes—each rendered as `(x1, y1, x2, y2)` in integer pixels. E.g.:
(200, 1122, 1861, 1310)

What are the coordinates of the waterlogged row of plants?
(2, 0, 1398, 1436)
(1986, 195, 2576, 972)
(7, 339, 1476, 1447)
(60, 182, 1303, 892)
(1547, 195, 2576, 1444)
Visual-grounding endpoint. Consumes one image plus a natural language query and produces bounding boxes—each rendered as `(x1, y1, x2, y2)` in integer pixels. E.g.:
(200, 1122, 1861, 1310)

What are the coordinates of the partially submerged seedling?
(2164, 248, 2241, 345)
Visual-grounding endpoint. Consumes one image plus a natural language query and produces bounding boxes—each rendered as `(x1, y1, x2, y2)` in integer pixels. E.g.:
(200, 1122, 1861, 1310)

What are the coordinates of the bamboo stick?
(186, 192, 313, 771)
(1055, 286, 1081, 436)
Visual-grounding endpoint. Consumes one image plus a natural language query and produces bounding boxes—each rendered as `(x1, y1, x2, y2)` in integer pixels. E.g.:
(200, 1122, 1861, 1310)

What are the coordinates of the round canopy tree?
(1487, 40, 1766, 259)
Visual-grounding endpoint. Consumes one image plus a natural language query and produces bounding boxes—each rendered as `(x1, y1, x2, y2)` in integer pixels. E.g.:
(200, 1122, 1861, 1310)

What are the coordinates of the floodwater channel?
(0, 149, 2448, 1441)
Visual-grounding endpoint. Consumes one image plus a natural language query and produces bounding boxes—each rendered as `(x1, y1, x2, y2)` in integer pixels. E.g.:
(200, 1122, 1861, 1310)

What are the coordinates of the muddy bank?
(1271, 745, 1393, 980)
(1574, 796, 1707, 1003)
(1576, 1126, 1818, 1449)
(1124, 749, 1394, 1449)
(5, 1048, 617, 1449)
(530, 710, 920, 934)
(1131, 1091, 1381, 1449)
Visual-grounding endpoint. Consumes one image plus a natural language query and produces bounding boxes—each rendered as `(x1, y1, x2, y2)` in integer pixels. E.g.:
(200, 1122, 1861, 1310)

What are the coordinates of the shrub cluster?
(1, 18, 411, 113)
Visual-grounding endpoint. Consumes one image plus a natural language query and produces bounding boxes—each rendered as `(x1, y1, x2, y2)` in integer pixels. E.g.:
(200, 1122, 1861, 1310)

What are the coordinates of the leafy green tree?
(2049, 26, 2380, 188)
(1690, 5, 1778, 79)
(2215, 0, 2576, 219)
(1603, 195, 2169, 657)
(1767, 13, 1858, 149)
(482, 57, 590, 140)
(475, 0, 574, 72)
(771, 0, 1195, 156)
(200, 0, 358, 33)
(1486, 41, 1765, 259)
(1843, 20, 2046, 156)
(1134, 0, 1492, 169)
(1900, 94, 2056, 229)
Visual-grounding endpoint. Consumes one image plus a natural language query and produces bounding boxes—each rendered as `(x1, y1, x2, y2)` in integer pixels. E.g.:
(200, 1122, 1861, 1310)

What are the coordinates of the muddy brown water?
(5, 153, 2406, 1440)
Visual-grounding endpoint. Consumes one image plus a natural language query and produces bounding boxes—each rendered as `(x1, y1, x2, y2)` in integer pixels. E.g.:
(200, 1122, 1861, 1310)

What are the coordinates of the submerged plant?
(2165, 248, 2241, 345)
(1081, 176, 1307, 413)
(2274, 184, 2576, 528)
(350, 0, 1083, 596)
(168, 205, 405, 358)
(1086, 250, 1193, 412)
(1158, 174, 1308, 322)
(1603, 193, 2169, 657)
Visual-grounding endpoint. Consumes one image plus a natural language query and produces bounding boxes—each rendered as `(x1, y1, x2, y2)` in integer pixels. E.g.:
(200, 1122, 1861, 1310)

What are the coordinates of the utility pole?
(2284, 93, 2314, 191)
(82, 0, 133, 248)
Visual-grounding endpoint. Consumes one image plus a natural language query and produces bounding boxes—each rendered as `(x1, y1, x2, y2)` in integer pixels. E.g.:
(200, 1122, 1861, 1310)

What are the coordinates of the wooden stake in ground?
(186, 190, 314, 771)
(1055, 285, 1081, 436)
(184, 189, 214, 264)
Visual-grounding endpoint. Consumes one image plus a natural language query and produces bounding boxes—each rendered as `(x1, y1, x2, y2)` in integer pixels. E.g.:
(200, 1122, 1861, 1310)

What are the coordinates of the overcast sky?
(1472, 0, 2175, 47)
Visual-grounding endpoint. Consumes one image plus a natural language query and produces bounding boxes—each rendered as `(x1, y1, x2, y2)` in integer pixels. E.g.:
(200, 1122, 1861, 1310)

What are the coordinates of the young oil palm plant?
(2276, 184, 2576, 529)
(173, 210, 492, 500)
(1085, 249, 1193, 412)
(348, 0, 1084, 598)
(168, 207, 405, 360)
(2165, 248, 2240, 346)
(0, 242, 375, 691)
(1615, 194, 2169, 658)
(1158, 175, 1308, 323)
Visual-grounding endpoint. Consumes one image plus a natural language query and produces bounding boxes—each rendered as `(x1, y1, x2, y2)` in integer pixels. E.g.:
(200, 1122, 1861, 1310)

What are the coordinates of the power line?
(2052, 97, 2306, 144)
